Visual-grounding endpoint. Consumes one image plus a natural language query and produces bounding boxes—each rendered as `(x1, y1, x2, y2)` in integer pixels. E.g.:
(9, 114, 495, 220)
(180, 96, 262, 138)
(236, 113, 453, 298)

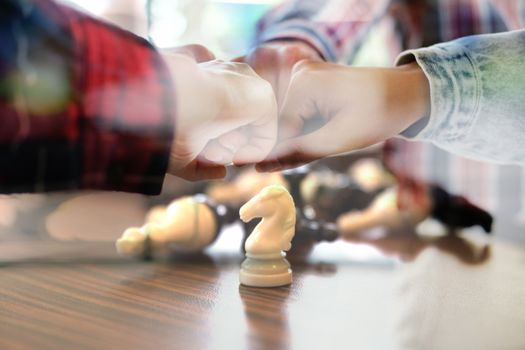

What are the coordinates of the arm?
(0, 0, 174, 194)
(396, 29, 525, 165)
(0, 0, 278, 193)
(257, 30, 525, 171)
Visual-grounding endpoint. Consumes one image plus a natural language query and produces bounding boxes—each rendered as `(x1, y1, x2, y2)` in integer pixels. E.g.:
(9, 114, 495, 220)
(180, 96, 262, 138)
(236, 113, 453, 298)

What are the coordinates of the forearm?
(0, 0, 174, 194)
(396, 29, 525, 165)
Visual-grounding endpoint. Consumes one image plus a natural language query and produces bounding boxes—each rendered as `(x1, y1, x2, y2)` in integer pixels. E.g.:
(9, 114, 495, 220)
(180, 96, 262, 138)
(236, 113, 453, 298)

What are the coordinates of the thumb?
(277, 83, 312, 141)
(257, 118, 348, 172)
(277, 62, 325, 140)
(233, 106, 278, 166)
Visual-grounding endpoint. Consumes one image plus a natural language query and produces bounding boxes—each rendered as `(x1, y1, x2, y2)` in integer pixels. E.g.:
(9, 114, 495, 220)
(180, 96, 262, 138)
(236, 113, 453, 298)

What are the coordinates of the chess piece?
(429, 185, 493, 233)
(348, 158, 395, 192)
(397, 178, 493, 233)
(337, 182, 494, 237)
(239, 185, 296, 287)
(206, 169, 287, 207)
(116, 194, 237, 259)
(281, 165, 310, 216)
(297, 167, 381, 222)
(337, 186, 432, 237)
(240, 201, 341, 259)
(295, 218, 339, 243)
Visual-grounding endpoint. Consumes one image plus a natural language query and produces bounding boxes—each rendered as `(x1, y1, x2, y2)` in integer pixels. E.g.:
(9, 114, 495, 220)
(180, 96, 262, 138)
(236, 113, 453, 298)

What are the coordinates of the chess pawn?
(116, 194, 236, 258)
(239, 185, 296, 287)
(337, 187, 432, 237)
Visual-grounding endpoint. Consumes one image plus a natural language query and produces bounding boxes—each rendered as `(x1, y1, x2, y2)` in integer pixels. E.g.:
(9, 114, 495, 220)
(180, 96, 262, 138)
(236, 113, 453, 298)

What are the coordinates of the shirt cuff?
(395, 43, 481, 144)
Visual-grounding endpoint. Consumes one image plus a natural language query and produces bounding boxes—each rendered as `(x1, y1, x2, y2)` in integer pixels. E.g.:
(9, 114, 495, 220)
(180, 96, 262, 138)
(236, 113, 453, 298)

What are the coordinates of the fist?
(162, 50, 278, 180)
(236, 41, 322, 106)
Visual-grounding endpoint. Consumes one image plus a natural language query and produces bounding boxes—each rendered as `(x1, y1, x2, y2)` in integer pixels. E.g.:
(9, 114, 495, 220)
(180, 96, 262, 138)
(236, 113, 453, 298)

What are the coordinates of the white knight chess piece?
(239, 185, 296, 287)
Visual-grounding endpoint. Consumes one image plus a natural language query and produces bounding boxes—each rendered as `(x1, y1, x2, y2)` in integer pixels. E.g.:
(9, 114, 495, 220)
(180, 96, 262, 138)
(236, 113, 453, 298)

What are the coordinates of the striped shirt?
(257, 0, 524, 63)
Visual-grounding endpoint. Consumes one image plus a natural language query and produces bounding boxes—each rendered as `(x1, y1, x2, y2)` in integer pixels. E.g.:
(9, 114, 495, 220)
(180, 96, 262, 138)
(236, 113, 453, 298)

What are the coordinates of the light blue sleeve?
(396, 29, 525, 165)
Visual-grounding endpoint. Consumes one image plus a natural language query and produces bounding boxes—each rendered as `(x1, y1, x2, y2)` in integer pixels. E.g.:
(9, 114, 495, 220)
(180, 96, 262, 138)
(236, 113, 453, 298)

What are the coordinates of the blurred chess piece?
(348, 158, 395, 192)
(206, 169, 287, 207)
(116, 194, 237, 259)
(337, 186, 432, 237)
(288, 219, 340, 261)
(302, 172, 373, 222)
(297, 159, 394, 222)
(239, 185, 296, 287)
(337, 181, 494, 238)
(282, 165, 310, 216)
(429, 185, 493, 233)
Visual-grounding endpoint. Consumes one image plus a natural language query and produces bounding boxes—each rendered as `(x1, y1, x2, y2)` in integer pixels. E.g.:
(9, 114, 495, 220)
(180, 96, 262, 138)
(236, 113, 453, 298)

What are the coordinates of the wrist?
(162, 53, 220, 171)
(386, 62, 431, 131)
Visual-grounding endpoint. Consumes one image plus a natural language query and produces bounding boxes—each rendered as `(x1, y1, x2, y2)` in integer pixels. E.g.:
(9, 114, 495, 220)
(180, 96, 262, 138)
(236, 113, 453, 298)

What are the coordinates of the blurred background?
(0, 0, 523, 261)
(61, 0, 280, 58)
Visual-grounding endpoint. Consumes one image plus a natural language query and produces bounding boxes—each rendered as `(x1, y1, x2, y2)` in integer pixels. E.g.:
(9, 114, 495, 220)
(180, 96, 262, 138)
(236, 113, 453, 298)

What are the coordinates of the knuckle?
(251, 46, 278, 61)
(289, 67, 311, 86)
(236, 61, 252, 71)
(280, 45, 306, 64)
(252, 79, 277, 109)
(258, 77, 274, 93)
(186, 43, 205, 52)
(190, 44, 214, 59)
(237, 62, 259, 77)
(292, 59, 317, 74)
(243, 47, 275, 68)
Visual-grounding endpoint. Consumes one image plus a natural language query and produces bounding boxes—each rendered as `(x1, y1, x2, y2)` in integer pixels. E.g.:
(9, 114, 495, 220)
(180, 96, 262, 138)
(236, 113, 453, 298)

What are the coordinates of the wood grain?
(1, 231, 525, 350)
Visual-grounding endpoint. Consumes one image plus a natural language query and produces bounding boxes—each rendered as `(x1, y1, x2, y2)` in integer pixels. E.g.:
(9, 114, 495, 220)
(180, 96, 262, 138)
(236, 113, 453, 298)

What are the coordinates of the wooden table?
(1, 225, 525, 350)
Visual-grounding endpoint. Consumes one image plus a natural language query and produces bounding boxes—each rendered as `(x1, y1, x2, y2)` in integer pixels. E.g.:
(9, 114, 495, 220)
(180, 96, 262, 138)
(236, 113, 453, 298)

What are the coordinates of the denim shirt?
(397, 29, 525, 165)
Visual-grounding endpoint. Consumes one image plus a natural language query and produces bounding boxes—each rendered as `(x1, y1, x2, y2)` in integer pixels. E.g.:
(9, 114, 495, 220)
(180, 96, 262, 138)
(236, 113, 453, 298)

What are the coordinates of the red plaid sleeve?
(0, 0, 175, 194)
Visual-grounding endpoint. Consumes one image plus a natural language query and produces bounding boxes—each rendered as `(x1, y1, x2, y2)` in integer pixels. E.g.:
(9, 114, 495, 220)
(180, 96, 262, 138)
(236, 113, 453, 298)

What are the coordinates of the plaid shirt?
(0, 0, 174, 194)
(257, 0, 524, 63)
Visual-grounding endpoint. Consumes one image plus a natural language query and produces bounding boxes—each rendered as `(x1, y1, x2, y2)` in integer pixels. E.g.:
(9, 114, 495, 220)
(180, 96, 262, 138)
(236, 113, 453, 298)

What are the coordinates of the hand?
(256, 60, 430, 172)
(235, 41, 322, 106)
(161, 46, 278, 181)
(164, 44, 216, 63)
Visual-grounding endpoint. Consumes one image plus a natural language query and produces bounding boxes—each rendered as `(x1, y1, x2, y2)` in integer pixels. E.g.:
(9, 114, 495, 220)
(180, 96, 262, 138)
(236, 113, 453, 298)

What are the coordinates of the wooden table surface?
(1, 225, 525, 350)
